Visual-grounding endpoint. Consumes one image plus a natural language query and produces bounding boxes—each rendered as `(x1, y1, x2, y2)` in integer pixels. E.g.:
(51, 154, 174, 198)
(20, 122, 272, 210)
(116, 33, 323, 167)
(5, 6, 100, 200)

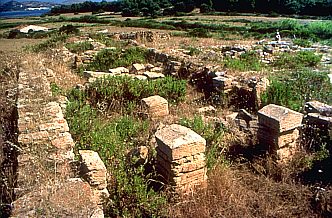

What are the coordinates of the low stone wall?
(11, 59, 106, 217)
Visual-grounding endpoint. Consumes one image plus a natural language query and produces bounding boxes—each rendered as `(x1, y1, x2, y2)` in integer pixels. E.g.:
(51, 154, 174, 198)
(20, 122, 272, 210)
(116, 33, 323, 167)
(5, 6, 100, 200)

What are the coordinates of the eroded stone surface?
(141, 95, 169, 118)
(155, 124, 207, 193)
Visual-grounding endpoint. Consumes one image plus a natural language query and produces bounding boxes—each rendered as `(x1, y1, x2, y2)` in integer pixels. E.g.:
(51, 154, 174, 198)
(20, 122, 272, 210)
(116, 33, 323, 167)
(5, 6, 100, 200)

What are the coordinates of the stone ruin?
(303, 101, 332, 148)
(257, 104, 304, 161)
(110, 31, 170, 43)
(12, 59, 108, 217)
(155, 124, 207, 193)
(141, 95, 169, 119)
(79, 150, 110, 207)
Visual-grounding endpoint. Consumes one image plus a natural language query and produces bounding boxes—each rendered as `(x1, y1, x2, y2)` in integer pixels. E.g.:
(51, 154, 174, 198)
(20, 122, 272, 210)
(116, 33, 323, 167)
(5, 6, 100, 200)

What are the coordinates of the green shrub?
(293, 38, 312, 47)
(59, 24, 80, 35)
(65, 41, 94, 53)
(50, 82, 65, 96)
(273, 51, 321, 69)
(87, 47, 148, 71)
(261, 70, 332, 111)
(87, 75, 187, 111)
(179, 115, 226, 169)
(223, 51, 264, 71)
(65, 91, 167, 217)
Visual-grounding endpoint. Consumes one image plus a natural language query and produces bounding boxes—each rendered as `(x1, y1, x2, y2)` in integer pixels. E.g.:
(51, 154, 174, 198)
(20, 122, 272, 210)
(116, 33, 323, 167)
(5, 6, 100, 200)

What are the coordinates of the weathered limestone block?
(197, 105, 216, 115)
(212, 76, 232, 90)
(305, 101, 332, 116)
(257, 104, 303, 161)
(141, 95, 169, 118)
(258, 104, 303, 133)
(79, 150, 107, 190)
(109, 67, 129, 74)
(84, 71, 110, 80)
(143, 71, 165, 79)
(254, 77, 269, 108)
(131, 63, 145, 73)
(155, 124, 207, 193)
(79, 150, 110, 206)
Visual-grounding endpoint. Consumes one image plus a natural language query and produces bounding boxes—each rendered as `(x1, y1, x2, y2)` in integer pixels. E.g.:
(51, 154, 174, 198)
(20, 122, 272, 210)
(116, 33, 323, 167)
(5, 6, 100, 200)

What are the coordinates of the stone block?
(131, 63, 145, 73)
(155, 124, 207, 193)
(197, 106, 216, 115)
(212, 76, 232, 90)
(141, 95, 169, 118)
(258, 104, 303, 133)
(79, 150, 107, 190)
(143, 71, 165, 79)
(109, 67, 129, 74)
(155, 124, 206, 160)
(305, 101, 332, 116)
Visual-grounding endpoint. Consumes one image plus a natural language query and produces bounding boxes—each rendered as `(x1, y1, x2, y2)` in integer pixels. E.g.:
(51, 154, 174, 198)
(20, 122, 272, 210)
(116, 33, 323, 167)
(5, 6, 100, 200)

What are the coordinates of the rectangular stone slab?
(155, 124, 206, 160)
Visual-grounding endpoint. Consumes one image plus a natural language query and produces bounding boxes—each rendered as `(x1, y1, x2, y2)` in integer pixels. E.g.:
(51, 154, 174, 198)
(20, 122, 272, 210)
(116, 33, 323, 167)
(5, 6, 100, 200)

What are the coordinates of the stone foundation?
(258, 104, 303, 161)
(155, 124, 207, 193)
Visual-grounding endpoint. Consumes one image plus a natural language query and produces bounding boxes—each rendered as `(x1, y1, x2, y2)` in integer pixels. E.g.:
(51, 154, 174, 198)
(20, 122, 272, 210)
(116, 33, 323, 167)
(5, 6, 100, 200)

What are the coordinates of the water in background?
(0, 9, 50, 18)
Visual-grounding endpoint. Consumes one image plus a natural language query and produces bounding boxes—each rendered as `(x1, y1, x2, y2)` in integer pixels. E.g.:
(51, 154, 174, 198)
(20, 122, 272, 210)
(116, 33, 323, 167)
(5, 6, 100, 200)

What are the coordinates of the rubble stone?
(131, 63, 145, 73)
(141, 95, 169, 118)
(109, 67, 129, 74)
(143, 71, 165, 79)
(305, 101, 332, 116)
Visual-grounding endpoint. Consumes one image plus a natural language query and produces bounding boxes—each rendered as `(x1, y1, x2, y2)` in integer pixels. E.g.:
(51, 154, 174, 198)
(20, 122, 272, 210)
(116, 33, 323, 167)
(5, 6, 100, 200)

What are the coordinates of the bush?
(65, 41, 94, 53)
(273, 51, 322, 69)
(87, 47, 148, 71)
(29, 34, 68, 52)
(261, 70, 332, 111)
(188, 28, 210, 38)
(293, 38, 312, 47)
(87, 75, 187, 111)
(65, 91, 167, 217)
(223, 51, 264, 71)
(59, 24, 80, 35)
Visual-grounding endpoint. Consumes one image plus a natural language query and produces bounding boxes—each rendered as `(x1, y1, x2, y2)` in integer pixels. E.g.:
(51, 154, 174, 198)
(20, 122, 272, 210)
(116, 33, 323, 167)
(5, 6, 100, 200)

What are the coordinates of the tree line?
(50, 0, 332, 16)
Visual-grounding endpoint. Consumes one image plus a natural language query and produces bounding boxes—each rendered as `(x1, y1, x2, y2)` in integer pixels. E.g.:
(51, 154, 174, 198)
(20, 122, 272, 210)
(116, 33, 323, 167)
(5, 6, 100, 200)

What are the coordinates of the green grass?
(87, 47, 148, 72)
(273, 51, 321, 69)
(87, 75, 187, 112)
(179, 115, 226, 169)
(66, 88, 167, 217)
(65, 41, 94, 53)
(27, 34, 68, 52)
(222, 51, 265, 71)
(261, 70, 332, 111)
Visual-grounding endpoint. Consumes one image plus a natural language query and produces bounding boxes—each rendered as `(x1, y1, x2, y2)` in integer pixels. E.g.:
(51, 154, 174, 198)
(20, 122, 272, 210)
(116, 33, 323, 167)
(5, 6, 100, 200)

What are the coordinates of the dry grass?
(40, 52, 85, 90)
(0, 52, 20, 211)
(169, 166, 316, 218)
(0, 39, 45, 52)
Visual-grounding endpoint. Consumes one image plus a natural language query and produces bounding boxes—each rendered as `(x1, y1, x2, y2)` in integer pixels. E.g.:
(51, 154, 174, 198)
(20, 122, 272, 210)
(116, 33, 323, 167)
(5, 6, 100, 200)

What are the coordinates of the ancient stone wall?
(11, 59, 106, 217)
